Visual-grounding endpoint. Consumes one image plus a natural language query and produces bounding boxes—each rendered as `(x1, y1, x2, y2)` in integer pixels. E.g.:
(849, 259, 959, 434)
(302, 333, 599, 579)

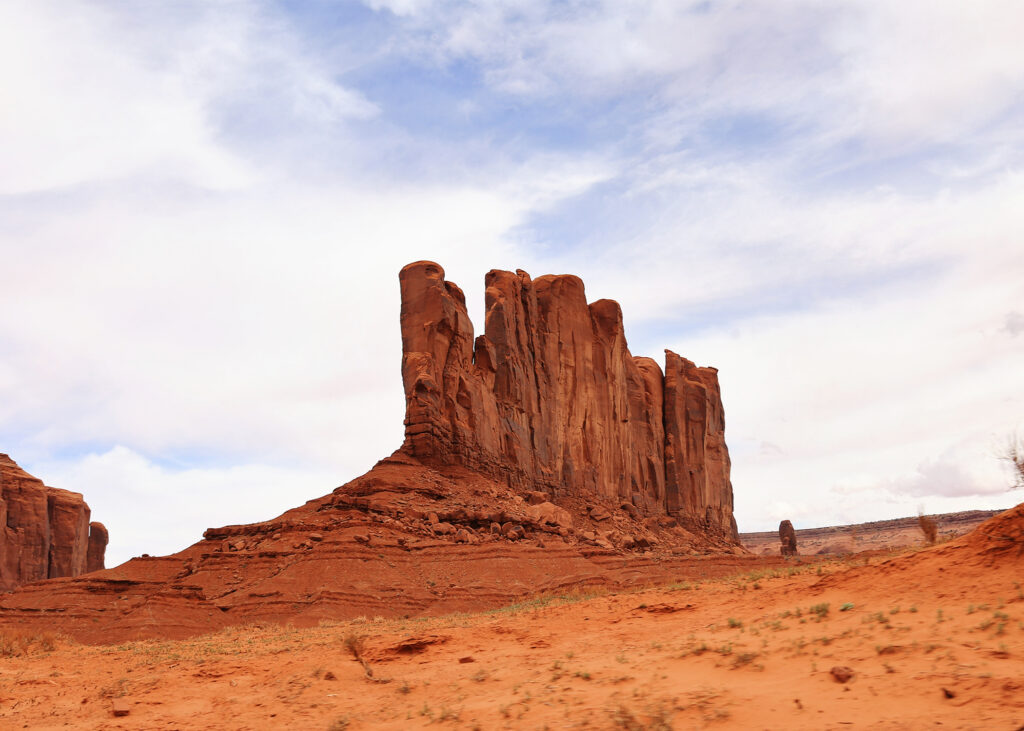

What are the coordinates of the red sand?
(1, 503, 1021, 729)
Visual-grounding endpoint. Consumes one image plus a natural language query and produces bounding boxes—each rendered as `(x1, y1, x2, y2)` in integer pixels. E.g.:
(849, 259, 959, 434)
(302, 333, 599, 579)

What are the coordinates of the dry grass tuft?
(343, 633, 390, 683)
(917, 513, 938, 545)
(1000, 435, 1024, 489)
(0, 630, 60, 657)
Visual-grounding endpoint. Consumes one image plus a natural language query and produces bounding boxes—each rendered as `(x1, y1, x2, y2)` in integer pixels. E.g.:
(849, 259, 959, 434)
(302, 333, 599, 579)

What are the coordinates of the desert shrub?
(0, 630, 59, 657)
(1000, 435, 1024, 489)
(917, 512, 938, 545)
(343, 632, 366, 660)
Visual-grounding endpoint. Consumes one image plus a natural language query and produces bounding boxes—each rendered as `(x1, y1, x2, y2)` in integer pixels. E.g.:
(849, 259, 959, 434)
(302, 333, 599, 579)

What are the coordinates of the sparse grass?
(327, 716, 350, 730)
(864, 611, 890, 625)
(727, 617, 743, 628)
(0, 630, 60, 657)
(918, 512, 938, 545)
(344, 632, 390, 683)
(999, 433, 1024, 489)
(732, 652, 759, 668)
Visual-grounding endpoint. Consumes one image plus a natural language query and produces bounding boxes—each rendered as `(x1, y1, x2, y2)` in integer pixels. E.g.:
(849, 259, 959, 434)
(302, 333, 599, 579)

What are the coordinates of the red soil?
(1, 502, 1021, 729)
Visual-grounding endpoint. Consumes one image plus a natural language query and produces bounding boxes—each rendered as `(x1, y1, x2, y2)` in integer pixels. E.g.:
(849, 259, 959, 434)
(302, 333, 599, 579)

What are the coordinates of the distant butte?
(0, 263, 749, 642)
(0, 453, 107, 591)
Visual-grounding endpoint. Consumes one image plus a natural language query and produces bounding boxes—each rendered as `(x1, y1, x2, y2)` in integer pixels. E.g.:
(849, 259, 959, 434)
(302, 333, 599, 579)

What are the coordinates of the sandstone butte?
(0, 262, 750, 644)
(0, 453, 107, 591)
(399, 261, 736, 537)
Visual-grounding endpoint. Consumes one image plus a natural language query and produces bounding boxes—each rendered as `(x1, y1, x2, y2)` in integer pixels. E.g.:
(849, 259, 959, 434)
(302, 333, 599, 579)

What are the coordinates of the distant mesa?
(0, 453, 107, 591)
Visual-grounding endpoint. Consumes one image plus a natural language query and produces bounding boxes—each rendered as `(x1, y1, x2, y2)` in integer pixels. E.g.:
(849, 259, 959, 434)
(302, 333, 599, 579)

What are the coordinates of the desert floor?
(1, 534, 1022, 731)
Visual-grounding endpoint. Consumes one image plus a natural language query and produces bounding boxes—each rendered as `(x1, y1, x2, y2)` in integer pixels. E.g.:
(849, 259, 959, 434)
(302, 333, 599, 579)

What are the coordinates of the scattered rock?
(830, 666, 854, 683)
(524, 501, 573, 528)
(458, 656, 475, 664)
(389, 635, 450, 655)
(308, 532, 324, 542)
(431, 522, 456, 536)
(589, 505, 612, 522)
(525, 490, 549, 505)
(501, 523, 525, 540)
(111, 699, 131, 717)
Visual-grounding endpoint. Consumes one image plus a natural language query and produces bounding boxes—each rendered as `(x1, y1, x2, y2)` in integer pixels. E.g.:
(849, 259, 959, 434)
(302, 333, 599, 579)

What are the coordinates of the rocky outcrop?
(0, 261, 747, 643)
(399, 261, 737, 539)
(87, 522, 109, 574)
(0, 454, 106, 591)
(779, 519, 798, 556)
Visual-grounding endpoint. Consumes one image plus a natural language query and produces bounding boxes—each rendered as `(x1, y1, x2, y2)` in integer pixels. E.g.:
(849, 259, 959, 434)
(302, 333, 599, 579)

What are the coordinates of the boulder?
(524, 501, 573, 528)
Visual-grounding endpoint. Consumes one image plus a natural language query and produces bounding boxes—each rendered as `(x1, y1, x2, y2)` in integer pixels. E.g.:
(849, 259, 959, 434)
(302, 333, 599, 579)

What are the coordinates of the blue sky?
(2, 0, 1022, 565)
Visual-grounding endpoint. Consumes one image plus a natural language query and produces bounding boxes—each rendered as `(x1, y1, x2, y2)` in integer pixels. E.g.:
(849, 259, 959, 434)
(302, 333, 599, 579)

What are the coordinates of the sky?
(2, 0, 1022, 567)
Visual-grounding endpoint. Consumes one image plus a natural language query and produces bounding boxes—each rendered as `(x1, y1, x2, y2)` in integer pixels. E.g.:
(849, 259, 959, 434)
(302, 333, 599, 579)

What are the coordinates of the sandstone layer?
(0, 454, 107, 591)
(0, 455, 756, 644)
(399, 261, 736, 539)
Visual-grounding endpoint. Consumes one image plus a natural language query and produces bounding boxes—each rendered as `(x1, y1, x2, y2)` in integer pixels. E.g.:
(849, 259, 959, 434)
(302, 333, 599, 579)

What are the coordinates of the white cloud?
(35, 446, 339, 567)
(0, 1, 380, 194)
(3, 0, 1022, 563)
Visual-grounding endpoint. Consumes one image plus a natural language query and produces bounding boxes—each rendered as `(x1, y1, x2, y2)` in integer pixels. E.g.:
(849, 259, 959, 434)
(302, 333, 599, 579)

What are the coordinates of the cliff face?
(0, 454, 107, 591)
(399, 261, 737, 539)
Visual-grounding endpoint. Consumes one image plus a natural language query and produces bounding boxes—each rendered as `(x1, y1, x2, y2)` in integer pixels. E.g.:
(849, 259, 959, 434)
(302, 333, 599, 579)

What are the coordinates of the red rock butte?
(399, 261, 736, 539)
(0, 453, 107, 591)
(0, 262, 749, 643)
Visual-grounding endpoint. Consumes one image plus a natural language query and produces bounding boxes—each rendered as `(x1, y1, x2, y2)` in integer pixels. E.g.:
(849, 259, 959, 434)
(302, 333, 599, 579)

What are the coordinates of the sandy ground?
(1, 539, 1021, 730)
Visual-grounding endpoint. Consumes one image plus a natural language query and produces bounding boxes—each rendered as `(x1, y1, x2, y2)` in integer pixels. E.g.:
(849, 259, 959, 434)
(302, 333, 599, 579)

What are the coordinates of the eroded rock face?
(0, 454, 106, 590)
(399, 261, 737, 539)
